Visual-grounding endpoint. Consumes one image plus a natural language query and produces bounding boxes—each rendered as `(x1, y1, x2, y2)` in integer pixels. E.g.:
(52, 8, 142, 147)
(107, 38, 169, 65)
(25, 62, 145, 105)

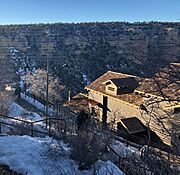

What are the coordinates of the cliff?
(0, 22, 179, 93)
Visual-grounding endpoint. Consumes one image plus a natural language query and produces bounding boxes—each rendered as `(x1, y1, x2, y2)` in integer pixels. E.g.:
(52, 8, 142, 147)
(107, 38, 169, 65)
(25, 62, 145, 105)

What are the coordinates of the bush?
(69, 131, 106, 170)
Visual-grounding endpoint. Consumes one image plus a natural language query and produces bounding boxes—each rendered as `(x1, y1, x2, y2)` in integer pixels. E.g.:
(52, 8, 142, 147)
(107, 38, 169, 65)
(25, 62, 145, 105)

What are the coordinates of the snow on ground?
(0, 102, 46, 135)
(18, 112, 42, 122)
(21, 93, 55, 116)
(9, 103, 27, 117)
(9, 102, 43, 123)
(111, 140, 139, 158)
(95, 160, 124, 175)
(0, 135, 124, 175)
(21, 93, 45, 111)
(15, 112, 46, 132)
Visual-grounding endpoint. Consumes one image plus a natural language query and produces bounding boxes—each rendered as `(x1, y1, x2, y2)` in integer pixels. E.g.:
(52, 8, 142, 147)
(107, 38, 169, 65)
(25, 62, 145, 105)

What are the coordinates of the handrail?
(0, 114, 66, 124)
(32, 117, 66, 124)
(0, 114, 67, 137)
(0, 114, 32, 124)
(0, 121, 48, 135)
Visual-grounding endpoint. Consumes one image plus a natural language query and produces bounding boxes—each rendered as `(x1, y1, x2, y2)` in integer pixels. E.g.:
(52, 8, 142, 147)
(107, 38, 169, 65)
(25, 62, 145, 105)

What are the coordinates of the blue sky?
(0, 0, 179, 24)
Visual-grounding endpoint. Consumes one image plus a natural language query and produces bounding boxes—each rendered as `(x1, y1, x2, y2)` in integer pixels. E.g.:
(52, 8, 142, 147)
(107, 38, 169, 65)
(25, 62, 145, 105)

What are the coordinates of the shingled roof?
(136, 63, 180, 101)
(110, 77, 140, 88)
(64, 93, 100, 114)
(86, 71, 144, 107)
(85, 63, 179, 107)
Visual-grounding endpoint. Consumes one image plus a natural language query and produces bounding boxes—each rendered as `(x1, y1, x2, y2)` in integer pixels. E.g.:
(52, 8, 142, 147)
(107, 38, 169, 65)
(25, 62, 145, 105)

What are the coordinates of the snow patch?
(95, 160, 124, 175)
(82, 74, 90, 85)
(20, 93, 55, 116)
(111, 140, 139, 158)
(9, 103, 27, 117)
(0, 136, 124, 175)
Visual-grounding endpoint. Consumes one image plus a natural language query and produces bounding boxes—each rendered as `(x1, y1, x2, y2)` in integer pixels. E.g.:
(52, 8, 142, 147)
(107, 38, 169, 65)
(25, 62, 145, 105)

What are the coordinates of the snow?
(10, 47, 19, 53)
(82, 74, 90, 85)
(9, 103, 27, 117)
(0, 136, 68, 175)
(21, 93, 55, 116)
(111, 140, 139, 158)
(0, 135, 124, 175)
(1, 102, 27, 133)
(95, 160, 124, 175)
(17, 112, 43, 122)
(9, 103, 44, 124)
(21, 92, 45, 111)
(0, 103, 46, 135)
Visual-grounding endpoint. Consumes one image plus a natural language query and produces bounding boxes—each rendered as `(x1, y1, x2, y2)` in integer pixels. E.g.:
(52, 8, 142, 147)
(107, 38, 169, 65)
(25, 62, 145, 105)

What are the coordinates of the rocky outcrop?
(0, 165, 22, 175)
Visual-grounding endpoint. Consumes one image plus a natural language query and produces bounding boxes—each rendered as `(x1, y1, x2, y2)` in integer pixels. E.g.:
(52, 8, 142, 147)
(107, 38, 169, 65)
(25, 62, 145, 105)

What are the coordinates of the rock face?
(0, 22, 179, 93)
(0, 165, 22, 175)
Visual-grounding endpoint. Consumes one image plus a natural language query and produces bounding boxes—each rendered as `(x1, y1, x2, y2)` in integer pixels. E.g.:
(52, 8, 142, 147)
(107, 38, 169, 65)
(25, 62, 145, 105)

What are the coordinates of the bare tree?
(0, 91, 15, 115)
(0, 47, 17, 115)
(140, 63, 180, 156)
(25, 69, 65, 104)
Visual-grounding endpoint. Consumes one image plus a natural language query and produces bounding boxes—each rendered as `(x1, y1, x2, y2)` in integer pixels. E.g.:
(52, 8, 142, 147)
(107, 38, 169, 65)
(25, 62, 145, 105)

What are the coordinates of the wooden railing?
(0, 114, 66, 137)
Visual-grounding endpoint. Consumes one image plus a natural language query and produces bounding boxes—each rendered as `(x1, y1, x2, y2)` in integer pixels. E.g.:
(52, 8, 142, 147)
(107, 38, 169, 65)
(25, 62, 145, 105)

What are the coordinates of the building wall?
(88, 89, 141, 124)
(88, 89, 172, 146)
(106, 84, 117, 96)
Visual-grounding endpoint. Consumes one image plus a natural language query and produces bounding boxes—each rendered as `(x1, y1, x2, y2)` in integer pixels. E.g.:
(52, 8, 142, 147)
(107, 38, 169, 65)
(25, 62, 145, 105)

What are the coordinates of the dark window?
(174, 107, 180, 114)
(108, 86, 115, 91)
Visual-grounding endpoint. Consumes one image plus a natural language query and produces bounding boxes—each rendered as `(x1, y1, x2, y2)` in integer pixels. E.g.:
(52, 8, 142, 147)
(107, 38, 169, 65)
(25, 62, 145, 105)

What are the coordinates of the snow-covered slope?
(0, 135, 124, 175)
(9, 103, 27, 117)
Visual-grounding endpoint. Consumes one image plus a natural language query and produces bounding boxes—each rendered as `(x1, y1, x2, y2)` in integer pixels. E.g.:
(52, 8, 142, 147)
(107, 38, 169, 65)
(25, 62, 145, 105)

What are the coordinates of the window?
(174, 107, 180, 114)
(135, 92, 139, 95)
(108, 86, 115, 91)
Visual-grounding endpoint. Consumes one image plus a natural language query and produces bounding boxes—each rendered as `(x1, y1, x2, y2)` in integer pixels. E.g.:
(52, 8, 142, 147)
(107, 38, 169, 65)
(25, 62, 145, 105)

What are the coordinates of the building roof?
(63, 93, 99, 114)
(86, 71, 144, 107)
(137, 63, 179, 101)
(120, 117, 146, 134)
(86, 63, 179, 107)
(110, 77, 139, 88)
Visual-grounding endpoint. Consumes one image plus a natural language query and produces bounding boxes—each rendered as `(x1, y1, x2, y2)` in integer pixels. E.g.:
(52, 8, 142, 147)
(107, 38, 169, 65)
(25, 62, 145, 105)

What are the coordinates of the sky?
(0, 0, 179, 24)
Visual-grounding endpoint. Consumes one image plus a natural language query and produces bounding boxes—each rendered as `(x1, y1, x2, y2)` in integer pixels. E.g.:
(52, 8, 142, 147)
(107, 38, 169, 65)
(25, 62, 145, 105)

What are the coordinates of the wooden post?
(45, 56, 49, 129)
(48, 118, 51, 136)
(31, 123, 34, 137)
(18, 88, 21, 98)
(118, 156, 121, 169)
(64, 120, 66, 135)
